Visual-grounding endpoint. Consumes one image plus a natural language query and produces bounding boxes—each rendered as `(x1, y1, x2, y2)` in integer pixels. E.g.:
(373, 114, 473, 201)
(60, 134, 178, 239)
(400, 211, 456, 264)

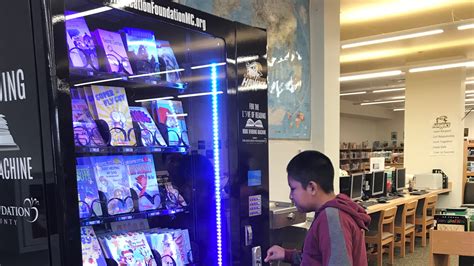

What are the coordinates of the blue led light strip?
(211, 64, 223, 266)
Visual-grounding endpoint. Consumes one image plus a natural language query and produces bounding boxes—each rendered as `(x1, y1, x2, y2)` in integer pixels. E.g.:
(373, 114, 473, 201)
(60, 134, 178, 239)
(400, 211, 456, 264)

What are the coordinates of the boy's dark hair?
(286, 150, 334, 193)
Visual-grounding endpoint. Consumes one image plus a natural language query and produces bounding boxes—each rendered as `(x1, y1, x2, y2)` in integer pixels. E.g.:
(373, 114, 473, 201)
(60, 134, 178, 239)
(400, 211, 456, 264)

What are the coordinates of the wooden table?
(429, 229, 474, 266)
(366, 183, 452, 215)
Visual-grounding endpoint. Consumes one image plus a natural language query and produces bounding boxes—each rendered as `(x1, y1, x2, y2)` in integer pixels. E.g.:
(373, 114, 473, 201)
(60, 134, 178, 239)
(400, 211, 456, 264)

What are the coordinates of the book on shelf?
(92, 29, 134, 74)
(124, 155, 161, 211)
(129, 106, 167, 147)
(100, 232, 157, 266)
(150, 100, 189, 146)
(78, 87, 100, 120)
(146, 230, 183, 265)
(77, 157, 103, 218)
(90, 85, 136, 146)
(435, 214, 469, 231)
(81, 226, 107, 266)
(71, 98, 105, 147)
(170, 228, 193, 264)
(91, 155, 134, 215)
(156, 170, 187, 209)
(65, 11, 99, 71)
(155, 40, 182, 83)
(122, 27, 160, 76)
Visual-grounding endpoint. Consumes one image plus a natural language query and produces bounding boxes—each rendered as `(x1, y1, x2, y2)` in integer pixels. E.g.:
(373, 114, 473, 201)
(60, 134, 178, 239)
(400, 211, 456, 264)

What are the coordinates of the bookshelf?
(462, 140, 474, 202)
(372, 147, 404, 165)
(340, 142, 405, 174)
(340, 142, 371, 174)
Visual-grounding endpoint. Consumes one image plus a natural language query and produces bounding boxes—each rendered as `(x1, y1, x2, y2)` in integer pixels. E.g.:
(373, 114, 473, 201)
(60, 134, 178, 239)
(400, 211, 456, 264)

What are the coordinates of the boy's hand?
(264, 245, 285, 262)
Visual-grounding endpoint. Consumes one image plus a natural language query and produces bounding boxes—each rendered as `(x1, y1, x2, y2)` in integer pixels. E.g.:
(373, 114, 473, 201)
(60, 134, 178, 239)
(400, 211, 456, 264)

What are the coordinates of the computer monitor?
(372, 171, 385, 197)
(339, 176, 351, 198)
(351, 173, 364, 200)
(396, 168, 406, 192)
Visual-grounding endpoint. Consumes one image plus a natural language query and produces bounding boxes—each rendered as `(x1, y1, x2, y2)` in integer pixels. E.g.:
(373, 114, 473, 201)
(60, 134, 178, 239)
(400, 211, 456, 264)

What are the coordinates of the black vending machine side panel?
(0, 0, 55, 265)
(233, 22, 269, 266)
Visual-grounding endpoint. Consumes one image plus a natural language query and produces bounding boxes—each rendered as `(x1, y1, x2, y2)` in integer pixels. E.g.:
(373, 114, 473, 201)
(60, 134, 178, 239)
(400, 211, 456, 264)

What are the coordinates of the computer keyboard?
(385, 195, 399, 200)
(410, 190, 428, 195)
(358, 201, 378, 208)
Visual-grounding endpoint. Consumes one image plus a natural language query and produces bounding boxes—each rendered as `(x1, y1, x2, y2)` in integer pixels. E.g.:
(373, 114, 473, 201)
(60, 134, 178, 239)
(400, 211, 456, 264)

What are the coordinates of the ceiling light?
(466, 94, 474, 98)
(340, 91, 367, 96)
(393, 108, 405, 111)
(341, 0, 454, 24)
(391, 96, 406, 100)
(341, 39, 474, 63)
(466, 90, 474, 94)
(466, 103, 474, 106)
(458, 24, 474, 30)
(466, 80, 474, 85)
(466, 98, 474, 102)
(373, 87, 405, 93)
(342, 29, 443, 49)
(409, 61, 474, 73)
(340, 70, 403, 82)
(360, 99, 405, 106)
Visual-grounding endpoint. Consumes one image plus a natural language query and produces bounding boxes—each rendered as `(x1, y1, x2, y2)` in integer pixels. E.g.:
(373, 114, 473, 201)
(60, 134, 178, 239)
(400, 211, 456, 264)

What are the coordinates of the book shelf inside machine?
(62, 2, 230, 265)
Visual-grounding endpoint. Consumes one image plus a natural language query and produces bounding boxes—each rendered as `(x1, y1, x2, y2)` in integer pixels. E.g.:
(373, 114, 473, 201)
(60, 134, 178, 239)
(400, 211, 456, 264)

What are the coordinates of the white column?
(405, 68, 465, 207)
(311, 0, 340, 192)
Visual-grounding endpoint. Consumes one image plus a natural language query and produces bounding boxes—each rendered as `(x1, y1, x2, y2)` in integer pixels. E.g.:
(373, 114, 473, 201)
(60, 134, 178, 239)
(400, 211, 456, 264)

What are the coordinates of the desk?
(429, 229, 474, 266)
(366, 183, 452, 215)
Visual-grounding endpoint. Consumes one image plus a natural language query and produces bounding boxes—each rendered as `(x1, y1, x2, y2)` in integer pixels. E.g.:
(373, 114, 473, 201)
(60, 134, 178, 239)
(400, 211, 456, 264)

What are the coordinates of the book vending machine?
(0, 0, 269, 265)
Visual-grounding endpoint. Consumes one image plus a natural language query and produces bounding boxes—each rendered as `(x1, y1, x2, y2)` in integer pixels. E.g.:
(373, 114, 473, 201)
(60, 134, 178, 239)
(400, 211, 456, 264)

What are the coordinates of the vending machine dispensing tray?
(270, 201, 306, 229)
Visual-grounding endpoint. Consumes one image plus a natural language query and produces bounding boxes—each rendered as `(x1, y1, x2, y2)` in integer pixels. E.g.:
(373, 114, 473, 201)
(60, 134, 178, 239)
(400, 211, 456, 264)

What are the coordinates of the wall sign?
(431, 115, 455, 156)
(240, 101, 267, 144)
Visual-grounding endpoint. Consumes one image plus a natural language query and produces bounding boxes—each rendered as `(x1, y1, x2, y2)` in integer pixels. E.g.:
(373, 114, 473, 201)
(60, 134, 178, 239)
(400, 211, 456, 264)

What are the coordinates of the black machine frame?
(0, 0, 269, 265)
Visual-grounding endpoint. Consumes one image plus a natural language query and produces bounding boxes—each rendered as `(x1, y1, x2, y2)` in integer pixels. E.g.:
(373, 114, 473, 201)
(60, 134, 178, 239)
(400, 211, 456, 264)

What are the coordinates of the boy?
(265, 150, 370, 265)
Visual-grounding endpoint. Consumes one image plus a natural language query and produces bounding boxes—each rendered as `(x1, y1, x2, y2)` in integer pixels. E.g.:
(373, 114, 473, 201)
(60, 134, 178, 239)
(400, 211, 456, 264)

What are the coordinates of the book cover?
(103, 232, 157, 266)
(124, 155, 161, 211)
(129, 106, 166, 147)
(155, 40, 181, 83)
(122, 27, 160, 75)
(81, 226, 107, 266)
(164, 179, 187, 209)
(435, 214, 468, 231)
(172, 229, 193, 264)
(77, 157, 103, 218)
(92, 29, 134, 74)
(151, 100, 188, 146)
(91, 86, 136, 146)
(91, 156, 133, 215)
(80, 87, 99, 119)
(65, 11, 99, 70)
(146, 231, 183, 265)
(72, 99, 105, 147)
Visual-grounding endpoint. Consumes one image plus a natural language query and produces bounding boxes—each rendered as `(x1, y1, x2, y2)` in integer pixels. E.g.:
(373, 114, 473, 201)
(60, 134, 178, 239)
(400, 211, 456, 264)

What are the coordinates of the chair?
(366, 206, 397, 266)
(415, 195, 437, 247)
(394, 200, 418, 257)
(461, 182, 474, 207)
